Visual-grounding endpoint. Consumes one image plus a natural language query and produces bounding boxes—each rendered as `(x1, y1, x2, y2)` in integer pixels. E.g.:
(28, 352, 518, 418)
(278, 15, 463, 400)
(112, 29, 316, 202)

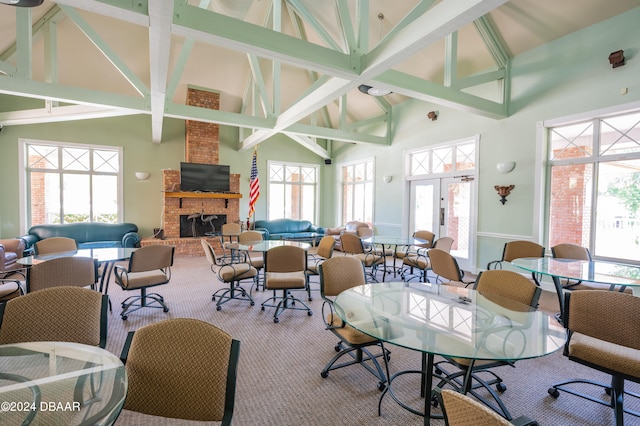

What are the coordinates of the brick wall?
(146, 87, 241, 257)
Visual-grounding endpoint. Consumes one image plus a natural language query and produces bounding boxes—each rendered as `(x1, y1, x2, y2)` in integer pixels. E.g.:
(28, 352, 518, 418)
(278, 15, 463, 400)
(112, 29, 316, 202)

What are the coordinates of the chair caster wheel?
(378, 382, 386, 391)
(250, 301, 255, 306)
(261, 306, 265, 311)
(274, 317, 279, 323)
(321, 371, 328, 378)
(334, 345, 341, 352)
(307, 311, 313, 316)
(216, 306, 222, 311)
(434, 367, 443, 375)
(431, 397, 439, 408)
(163, 307, 169, 313)
(121, 315, 128, 321)
(212, 296, 216, 301)
(548, 388, 560, 398)
(496, 383, 506, 392)
(605, 387, 612, 396)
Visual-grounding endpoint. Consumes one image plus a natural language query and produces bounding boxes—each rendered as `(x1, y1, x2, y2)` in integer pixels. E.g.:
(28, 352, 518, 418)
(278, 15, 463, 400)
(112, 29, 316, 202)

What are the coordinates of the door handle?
(440, 207, 445, 226)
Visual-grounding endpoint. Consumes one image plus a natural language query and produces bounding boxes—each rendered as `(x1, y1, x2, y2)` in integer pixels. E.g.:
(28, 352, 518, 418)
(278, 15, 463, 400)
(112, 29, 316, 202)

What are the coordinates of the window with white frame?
(340, 159, 374, 225)
(21, 140, 122, 227)
(409, 140, 475, 177)
(267, 161, 318, 222)
(547, 110, 640, 263)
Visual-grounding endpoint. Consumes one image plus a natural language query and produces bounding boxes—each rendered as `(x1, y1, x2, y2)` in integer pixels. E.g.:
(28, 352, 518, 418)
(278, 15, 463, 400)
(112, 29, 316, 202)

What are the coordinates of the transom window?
(267, 161, 318, 222)
(409, 141, 475, 177)
(547, 110, 640, 263)
(21, 140, 122, 227)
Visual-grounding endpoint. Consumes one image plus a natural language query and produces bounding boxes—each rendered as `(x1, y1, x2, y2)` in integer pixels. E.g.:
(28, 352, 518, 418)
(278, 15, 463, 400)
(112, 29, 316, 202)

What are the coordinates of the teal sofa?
(20, 222, 141, 254)
(253, 218, 325, 241)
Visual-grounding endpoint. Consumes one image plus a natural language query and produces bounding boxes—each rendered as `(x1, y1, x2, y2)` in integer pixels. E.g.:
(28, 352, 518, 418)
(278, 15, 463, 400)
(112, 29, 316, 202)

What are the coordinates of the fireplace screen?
(180, 214, 226, 238)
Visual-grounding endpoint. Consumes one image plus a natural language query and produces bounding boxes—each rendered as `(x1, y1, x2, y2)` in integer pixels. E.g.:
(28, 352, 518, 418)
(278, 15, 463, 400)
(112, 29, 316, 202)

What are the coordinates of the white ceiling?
(0, 0, 637, 157)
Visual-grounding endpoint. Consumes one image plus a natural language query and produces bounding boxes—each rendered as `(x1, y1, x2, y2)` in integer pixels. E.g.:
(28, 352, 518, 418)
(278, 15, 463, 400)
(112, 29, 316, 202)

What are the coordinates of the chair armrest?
(325, 227, 344, 236)
(121, 231, 141, 248)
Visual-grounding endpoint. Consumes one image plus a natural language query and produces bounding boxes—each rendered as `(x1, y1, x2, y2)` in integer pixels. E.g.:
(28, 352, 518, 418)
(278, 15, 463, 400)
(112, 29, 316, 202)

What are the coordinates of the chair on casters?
(201, 239, 257, 311)
(306, 235, 336, 296)
(433, 270, 541, 419)
(401, 236, 454, 282)
(219, 223, 242, 262)
(114, 245, 175, 320)
(120, 318, 240, 425)
(238, 231, 265, 292)
(436, 388, 539, 426)
(427, 248, 474, 287)
(339, 233, 385, 282)
(487, 240, 545, 284)
(318, 256, 390, 391)
(34, 237, 77, 254)
(548, 290, 640, 426)
(261, 245, 311, 323)
(26, 256, 98, 293)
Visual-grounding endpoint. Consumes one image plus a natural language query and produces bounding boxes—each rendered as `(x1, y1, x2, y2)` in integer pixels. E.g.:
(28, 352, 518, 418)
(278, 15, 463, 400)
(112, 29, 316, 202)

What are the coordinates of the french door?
(409, 176, 475, 271)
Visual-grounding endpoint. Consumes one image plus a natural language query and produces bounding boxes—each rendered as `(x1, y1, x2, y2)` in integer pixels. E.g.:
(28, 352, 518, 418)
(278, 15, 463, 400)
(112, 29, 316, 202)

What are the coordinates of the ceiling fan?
(358, 84, 392, 97)
(0, 0, 44, 6)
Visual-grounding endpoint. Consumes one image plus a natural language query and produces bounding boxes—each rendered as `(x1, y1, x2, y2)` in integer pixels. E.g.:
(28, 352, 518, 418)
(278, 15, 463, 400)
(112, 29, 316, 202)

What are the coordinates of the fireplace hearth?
(180, 214, 226, 238)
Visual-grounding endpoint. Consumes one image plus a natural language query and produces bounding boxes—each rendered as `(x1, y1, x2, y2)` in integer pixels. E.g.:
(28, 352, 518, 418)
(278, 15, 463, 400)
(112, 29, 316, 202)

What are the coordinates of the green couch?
(20, 222, 141, 255)
(253, 218, 325, 241)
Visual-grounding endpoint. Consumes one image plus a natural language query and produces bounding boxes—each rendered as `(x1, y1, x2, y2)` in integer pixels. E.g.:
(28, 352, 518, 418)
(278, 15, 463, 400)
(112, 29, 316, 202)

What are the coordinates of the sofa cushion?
(254, 218, 325, 240)
(23, 222, 141, 251)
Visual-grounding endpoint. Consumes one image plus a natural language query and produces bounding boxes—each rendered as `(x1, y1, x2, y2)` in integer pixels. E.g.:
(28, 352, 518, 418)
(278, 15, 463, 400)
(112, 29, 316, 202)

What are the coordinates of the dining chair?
(238, 230, 265, 291)
(0, 286, 108, 348)
(261, 245, 311, 323)
(25, 256, 98, 293)
(394, 230, 435, 261)
(487, 240, 545, 284)
(120, 318, 240, 425)
(34, 237, 77, 255)
(339, 233, 385, 282)
(318, 256, 390, 391)
(426, 248, 473, 287)
(219, 223, 242, 262)
(306, 235, 336, 292)
(433, 270, 541, 419)
(401, 236, 454, 282)
(201, 239, 257, 310)
(436, 388, 539, 426)
(113, 245, 175, 320)
(548, 290, 640, 426)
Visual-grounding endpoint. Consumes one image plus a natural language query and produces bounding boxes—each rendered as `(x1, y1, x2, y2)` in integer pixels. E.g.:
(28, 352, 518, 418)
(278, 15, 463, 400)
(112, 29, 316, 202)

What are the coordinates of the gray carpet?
(103, 255, 640, 426)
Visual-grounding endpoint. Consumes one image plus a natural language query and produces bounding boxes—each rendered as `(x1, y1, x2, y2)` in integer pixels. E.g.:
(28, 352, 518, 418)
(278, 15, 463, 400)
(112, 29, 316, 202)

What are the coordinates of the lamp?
(0, 0, 44, 6)
(495, 185, 514, 205)
(135, 171, 150, 181)
(608, 50, 625, 68)
(496, 161, 516, 174)
(383, 175, 392, 183)
(358, 84, 392, 96)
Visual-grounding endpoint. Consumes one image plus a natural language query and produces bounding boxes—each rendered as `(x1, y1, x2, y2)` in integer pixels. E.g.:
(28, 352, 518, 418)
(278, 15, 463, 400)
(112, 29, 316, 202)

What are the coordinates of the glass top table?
(0, 341, 127, 426)
(361, 236, 430, 281)
(334, 281, 565, 424)
(232, 240, 310, 252)
(512, 257, 640, 321)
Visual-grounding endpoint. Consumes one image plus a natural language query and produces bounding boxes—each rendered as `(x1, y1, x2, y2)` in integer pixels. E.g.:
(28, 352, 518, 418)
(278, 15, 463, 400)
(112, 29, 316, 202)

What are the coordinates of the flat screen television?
(180, 162, 230, 192)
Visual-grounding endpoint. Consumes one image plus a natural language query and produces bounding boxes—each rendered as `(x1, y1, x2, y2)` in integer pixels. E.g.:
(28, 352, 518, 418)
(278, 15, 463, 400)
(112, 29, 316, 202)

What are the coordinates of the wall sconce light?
(383, 175, 392, 183)
(495, 185, 514, 205)
(496, 161, 516, 174)
(608, 50, 625, 68)
(427, 111, 438, 121)
(135, 171, 150, 181)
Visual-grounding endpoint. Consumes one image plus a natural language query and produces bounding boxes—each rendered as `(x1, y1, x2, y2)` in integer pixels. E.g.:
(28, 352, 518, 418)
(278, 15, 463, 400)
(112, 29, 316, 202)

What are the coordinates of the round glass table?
(334, 281, 566, 425)
(0, 341, 127, 425)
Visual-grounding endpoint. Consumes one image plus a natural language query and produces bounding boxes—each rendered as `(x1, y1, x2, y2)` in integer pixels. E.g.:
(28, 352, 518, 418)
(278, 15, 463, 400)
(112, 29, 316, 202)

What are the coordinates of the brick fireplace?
(140, 87, 242, 257)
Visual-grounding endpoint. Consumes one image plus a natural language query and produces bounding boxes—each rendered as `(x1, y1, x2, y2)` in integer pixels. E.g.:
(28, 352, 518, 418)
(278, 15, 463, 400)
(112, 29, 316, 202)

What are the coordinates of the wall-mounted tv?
(180, 162, 230, 192)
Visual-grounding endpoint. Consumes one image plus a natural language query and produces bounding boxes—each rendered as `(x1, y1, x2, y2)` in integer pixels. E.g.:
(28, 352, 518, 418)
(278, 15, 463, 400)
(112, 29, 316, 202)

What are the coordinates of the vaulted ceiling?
(0, 0, 637, 159)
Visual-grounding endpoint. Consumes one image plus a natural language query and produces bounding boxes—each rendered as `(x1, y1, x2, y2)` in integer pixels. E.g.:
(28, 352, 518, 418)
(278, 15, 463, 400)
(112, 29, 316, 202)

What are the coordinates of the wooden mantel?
(164, 191, 242, 208)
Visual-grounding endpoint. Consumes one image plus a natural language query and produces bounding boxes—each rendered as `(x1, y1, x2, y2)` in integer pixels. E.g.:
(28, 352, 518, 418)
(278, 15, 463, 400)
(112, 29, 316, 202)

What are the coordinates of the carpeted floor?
(103, 255, 639, 426)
